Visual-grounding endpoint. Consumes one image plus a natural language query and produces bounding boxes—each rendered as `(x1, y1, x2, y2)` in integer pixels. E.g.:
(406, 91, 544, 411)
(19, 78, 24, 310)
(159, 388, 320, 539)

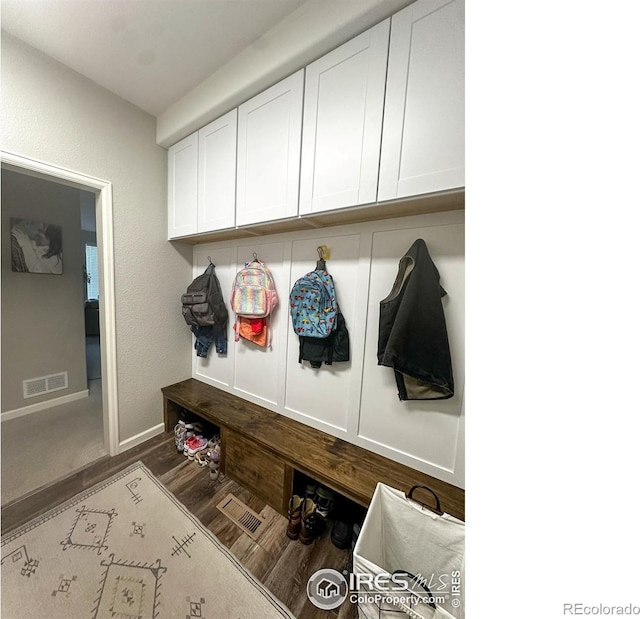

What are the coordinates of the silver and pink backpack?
(230, 257, 278, 345)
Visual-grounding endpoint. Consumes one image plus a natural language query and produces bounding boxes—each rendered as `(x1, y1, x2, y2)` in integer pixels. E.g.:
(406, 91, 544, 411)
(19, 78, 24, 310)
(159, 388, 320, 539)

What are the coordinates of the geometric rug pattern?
(1, 462, 295, 618)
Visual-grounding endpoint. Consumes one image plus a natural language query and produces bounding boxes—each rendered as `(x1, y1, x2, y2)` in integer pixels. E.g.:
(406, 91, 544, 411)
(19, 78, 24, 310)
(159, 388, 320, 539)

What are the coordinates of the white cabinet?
(169, 0, 465, 241)
(299, 20, 390, 215)
(168, 111, 237, 240)
(378, 0, 465, 202)
(236, 70, 304, 226)
(198, 109, 237, 232)
(167, 132, 198, 239)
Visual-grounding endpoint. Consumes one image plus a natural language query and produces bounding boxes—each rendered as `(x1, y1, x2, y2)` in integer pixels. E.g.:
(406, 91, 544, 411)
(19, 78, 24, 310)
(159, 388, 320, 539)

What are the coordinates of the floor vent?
(216, 494, 265, 540)
(23, 372, 68, 399)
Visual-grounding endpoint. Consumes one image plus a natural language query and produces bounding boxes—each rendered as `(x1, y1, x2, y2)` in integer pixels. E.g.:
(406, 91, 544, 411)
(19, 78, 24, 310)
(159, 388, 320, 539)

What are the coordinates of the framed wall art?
(10, 217, 63, 274)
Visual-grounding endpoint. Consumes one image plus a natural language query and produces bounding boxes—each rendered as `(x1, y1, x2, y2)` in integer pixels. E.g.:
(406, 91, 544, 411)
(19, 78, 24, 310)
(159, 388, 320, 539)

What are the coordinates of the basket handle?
(407, 485, 443, 515)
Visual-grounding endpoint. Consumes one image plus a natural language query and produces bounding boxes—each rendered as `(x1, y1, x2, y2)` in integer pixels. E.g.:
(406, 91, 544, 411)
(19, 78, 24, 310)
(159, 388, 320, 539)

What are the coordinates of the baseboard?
(1, 389, 90, 422)
(119, 423, 165, 452)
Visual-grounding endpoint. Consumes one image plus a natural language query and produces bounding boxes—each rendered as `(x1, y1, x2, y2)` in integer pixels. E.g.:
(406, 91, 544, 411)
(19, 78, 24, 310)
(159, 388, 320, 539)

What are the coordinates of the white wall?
(192, 210, 465, 488)
(1, 33, 193, 443)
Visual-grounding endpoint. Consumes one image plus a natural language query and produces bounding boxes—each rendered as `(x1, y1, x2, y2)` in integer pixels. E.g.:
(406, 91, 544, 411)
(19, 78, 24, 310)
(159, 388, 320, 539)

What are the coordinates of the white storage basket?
(352, 483, 465, 619)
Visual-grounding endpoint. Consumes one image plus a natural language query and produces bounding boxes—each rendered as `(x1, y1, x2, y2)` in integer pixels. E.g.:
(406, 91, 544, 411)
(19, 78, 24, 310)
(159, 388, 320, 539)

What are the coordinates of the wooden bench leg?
(163, 398, 183, 433)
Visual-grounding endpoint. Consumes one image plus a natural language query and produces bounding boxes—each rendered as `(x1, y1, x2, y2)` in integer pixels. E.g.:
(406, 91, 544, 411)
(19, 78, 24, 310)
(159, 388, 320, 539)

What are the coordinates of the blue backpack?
(289, 269, 338, 338)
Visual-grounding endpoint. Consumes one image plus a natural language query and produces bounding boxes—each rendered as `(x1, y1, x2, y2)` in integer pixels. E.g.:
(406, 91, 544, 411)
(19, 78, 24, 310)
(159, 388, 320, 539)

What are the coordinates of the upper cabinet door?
(236, 71, 304, 226)
(167, 132, 198, 239)
(198, 109, 237, 232)
(378, 0, 465, 202)
(299, 19, 390, 215)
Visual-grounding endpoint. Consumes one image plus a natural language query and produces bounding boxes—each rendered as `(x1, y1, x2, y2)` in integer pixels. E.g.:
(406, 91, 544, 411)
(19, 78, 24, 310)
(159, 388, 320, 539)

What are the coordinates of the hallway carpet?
(85, 335, 101, 380)
(1, 379, 106, 505)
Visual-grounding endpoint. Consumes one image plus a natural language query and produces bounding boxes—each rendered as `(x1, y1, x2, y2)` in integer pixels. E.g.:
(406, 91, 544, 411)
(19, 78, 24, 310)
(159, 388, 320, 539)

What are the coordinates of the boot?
(299, 498, 318, 545)
(286, 495, 303, 540)
(331, 520, 353, 550)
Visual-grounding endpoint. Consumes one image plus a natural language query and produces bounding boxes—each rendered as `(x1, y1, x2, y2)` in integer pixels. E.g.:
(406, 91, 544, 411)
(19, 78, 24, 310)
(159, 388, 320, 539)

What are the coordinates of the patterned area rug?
(1, 462, 295, 618)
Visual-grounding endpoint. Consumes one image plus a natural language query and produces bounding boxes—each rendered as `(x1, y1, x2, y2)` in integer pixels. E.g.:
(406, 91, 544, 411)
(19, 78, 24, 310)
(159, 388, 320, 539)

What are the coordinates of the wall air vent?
(23, 372, 68, 399)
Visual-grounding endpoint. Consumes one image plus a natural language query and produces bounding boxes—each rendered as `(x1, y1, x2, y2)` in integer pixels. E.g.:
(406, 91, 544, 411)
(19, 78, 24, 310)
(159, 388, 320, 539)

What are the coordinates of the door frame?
(1, 151, 120, 456)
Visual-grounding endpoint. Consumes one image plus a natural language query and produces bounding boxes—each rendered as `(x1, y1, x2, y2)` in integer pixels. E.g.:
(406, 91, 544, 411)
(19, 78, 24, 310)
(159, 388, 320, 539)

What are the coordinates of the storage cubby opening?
(172, 406, 220, 440)
(292, 470, 367, 530)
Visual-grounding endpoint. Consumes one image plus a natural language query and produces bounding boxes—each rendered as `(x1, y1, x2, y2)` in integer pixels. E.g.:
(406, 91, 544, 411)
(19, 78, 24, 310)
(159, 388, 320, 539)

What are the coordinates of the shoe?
(286, 495, 303, 540)
(176, 421, 203, 453)
(315, 486, 336, 519)
(208, 444, 221, 481)
(304, 483, 317, 502)
(182, 434, 197, 456)
(174, 420, 187, 452)
(331, 520, 353, 550)
(193, 450, 210, 467)
(183, 435, 208, 459)
(299, 498, 318, 545)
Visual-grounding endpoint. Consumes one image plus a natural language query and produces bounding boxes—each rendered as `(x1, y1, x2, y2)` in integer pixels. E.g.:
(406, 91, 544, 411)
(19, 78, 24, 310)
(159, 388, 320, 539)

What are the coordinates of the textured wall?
(1, 170, 87, 412)
(1, 33, 192, 442)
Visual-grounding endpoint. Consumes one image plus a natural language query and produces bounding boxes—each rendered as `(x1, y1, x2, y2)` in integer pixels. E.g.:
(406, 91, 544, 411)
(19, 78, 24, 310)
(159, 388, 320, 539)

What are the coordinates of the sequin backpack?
(230, 257, 278, 343)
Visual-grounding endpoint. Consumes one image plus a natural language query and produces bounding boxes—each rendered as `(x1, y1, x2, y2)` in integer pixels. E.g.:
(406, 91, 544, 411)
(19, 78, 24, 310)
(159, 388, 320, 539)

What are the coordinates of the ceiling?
(1, 0, 309, 117)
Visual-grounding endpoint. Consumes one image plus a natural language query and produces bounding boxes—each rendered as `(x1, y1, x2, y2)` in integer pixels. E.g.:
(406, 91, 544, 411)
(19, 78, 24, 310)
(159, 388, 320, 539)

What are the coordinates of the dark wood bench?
(162, 378, 465, 521)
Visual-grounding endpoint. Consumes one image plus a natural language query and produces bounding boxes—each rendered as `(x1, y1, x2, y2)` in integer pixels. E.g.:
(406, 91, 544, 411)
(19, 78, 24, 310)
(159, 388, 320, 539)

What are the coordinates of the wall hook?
(316, 245, 329, 270)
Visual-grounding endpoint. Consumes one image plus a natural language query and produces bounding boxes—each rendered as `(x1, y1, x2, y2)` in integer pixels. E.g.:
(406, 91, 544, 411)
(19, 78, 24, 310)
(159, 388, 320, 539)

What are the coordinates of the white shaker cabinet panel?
(198, 109, 237, 232)
(378, 0, 465, 201)
(167, 132, 198, 239)
(299, 19, 390, 215)
(236, 71, 304, 226)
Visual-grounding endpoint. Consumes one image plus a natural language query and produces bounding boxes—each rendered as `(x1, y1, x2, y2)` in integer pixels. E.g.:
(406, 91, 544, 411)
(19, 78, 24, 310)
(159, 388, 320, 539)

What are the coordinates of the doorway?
(82, 191, 102, 384)
(1, 151, 119, 505)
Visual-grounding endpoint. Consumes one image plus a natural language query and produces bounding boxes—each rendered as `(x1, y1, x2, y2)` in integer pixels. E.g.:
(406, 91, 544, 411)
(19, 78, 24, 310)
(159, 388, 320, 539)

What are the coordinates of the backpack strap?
(325, 335, 334, 365)
(266, 314, 273, 349)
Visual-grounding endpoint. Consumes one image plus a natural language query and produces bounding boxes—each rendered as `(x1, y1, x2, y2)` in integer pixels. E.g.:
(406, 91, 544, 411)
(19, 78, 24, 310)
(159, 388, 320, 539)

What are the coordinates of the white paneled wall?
(285, 234, 362, 432)
(192, 246, 236, 389)
(359, 223, 465, 478)
(232, 242, 287, 405)
(192, 210, 465, 487)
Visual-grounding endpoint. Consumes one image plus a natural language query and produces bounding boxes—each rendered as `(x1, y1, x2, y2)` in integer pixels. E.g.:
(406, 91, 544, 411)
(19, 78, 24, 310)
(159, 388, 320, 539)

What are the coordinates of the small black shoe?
(316, 486, 335, 518)
(331, 520, 353, 549)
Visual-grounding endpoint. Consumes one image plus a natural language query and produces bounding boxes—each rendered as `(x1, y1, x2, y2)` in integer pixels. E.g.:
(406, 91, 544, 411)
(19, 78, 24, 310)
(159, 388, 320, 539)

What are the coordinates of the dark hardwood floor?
(1, 432, 357, 619)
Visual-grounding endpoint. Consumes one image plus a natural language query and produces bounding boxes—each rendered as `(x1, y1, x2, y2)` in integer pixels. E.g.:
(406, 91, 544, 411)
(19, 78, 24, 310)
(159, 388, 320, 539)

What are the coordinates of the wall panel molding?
(192, 209, 464, 487)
